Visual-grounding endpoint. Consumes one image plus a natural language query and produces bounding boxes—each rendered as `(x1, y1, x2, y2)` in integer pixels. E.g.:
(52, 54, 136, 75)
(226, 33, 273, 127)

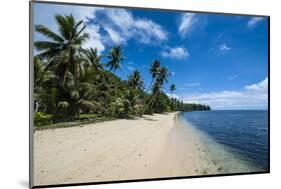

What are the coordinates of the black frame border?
(29, 0, 270, 188)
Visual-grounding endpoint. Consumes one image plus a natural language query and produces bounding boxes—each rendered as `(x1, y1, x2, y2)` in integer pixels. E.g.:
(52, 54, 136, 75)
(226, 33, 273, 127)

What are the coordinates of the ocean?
(180, 110, 269, 173)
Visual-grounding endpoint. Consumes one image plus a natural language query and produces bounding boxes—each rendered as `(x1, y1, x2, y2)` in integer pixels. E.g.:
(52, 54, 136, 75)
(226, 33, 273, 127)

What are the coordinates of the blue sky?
(33, 3, 268, 110)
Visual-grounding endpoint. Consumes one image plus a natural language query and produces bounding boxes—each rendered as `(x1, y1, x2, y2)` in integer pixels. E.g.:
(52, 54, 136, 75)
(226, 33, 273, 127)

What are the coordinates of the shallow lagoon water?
(179, 110, 268, 173)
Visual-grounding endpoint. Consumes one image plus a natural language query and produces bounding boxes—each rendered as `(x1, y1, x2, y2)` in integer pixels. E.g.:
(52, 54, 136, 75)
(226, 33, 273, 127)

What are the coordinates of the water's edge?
(176, 112, 263, 174)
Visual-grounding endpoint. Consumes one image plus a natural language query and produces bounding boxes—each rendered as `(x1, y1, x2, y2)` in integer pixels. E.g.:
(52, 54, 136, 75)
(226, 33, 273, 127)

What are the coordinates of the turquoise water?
(180, 110, 269, 172)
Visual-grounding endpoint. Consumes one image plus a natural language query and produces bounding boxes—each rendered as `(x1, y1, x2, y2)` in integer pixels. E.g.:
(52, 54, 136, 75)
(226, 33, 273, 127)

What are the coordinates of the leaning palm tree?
(128, 70, 144, 90)
(156, 67, 169, 86)
(144, 66, 169, 112)
(142, 81, 161, 113)
(146, 60, 161, 93)
(150, 60, 161, 78)
(142, 60, 161, 109)
(106, 46, 124, 73)
(34, 14, 89, 85)
(169, 84, 176, 111)
(169, 84, 176, 96)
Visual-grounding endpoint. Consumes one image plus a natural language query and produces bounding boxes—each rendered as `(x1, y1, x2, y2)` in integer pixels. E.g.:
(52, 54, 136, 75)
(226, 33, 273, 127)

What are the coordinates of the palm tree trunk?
(146, 78, 154, 94)
(142, 90, 159, 114)
(62, 67, 69, 86)
(34, 101, 39, 113)
(142, 78, 155, 111)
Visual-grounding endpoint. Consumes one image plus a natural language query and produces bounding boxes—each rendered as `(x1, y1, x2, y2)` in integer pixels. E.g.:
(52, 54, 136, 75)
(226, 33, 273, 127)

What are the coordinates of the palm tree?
(62, 71, 99, 118)
(34, 14, 89, 85)
(109, 97, 132, 118)
(124, 89, 141, 115)
(146, 60, 161, 93)
(156, 67, 169, 86)
(34, 57, 58, 114)
(169, 84, 176, 95)
(142, 60, 161, 110)
(128, 70, 144, 90)
(169, 84, 176, 111)
(145, 67, 169, 111)
(142, 66, 169, 113)
(106, 46, 124, 73)
(150, 60, 161, 78)
(83, 48, 104, 74)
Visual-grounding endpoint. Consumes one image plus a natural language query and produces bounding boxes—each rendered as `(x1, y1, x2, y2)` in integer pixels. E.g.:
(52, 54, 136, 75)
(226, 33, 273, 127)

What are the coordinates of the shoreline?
(34, 111, 256, 186)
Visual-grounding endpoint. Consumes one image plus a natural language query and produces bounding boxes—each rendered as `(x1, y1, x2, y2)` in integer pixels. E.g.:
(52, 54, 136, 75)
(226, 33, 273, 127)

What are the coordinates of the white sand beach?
(33, 112, 224, 186)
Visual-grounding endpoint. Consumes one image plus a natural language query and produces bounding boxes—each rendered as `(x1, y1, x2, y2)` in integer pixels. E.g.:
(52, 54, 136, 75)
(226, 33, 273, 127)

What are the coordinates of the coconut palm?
(106, 46, 124, 73)
(128, 70, 144, 90)
(109, 97, 131, 117)
(125, 89, 139, 111)
(169, 84, 176, 95)
(156, 67, 169, 86)
(169, 84, 176, 110)
(62, 71, 99, 118)
(143, 66, 169, 113)
(34, 14, 89, 85)
(142, 60, 161, 110)
(150, 60, 161, 78)
(34, 58, 58, 113)
(146, 60, 161, 93)
(83, 48, 104, 74)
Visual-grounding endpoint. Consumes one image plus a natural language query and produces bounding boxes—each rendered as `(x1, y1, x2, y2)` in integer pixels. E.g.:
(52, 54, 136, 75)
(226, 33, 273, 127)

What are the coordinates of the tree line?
(33, 14, 210, 126)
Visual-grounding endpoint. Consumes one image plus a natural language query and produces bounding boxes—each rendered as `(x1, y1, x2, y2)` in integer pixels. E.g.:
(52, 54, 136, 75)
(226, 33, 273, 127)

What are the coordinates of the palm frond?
(34, 41, 61, 51)
(35, 49, 62, 60)
(72, 20, 83, 36)
(35, 25, 64, 42)
(55, 14, 72, 40)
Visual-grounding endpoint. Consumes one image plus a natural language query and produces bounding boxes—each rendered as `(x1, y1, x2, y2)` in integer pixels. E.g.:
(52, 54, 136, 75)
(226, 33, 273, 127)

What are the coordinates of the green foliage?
(150, 60, 161, 79)
(34, 112, 52, 126)
(106, 46, 124, 73)
(180, 103, 211, 111)
(151, 92, 171, 113)
(128, 70, 144, 90)
(170, 84, 176, 94)
(123, 99, 131, 115)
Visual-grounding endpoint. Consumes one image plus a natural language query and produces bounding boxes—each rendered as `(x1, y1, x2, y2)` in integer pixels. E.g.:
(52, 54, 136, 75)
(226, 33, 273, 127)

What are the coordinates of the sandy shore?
(34, 112, 222, 186)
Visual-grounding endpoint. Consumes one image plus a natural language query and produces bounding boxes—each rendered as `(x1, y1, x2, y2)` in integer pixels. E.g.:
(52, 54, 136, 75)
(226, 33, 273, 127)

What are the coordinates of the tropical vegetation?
(33, 14, 210, 128)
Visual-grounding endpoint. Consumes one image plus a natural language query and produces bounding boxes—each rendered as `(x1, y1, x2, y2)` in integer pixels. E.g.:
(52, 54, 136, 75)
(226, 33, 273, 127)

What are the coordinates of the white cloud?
(34, 3, 168, 53)
(178, 13, 198, 37)
(219, 43, 231, 53)
(105, 9, 134, 31)
(93, 8, 168, 45)
(161, 46, 189, 60)
(134, 19, 167, 43)
(179, 78, 268, 110)
(245, 77, 268, 91)
(83, 24, 105, 52)
(103, 26, 125, 44)
(247, 17, 264, 28)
